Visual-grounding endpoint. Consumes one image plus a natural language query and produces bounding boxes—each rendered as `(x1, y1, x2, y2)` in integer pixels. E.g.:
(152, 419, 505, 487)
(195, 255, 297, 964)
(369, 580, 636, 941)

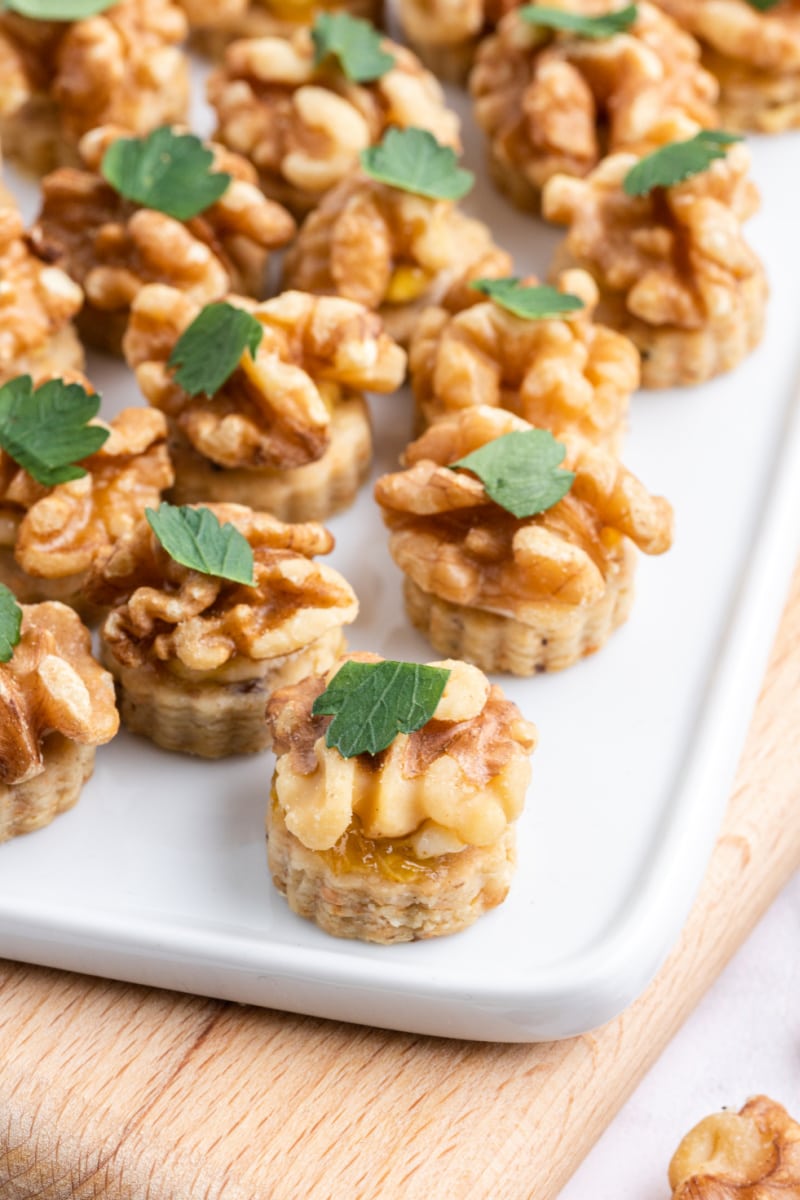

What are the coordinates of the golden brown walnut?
(398, 0, 521, 82)
(179, 0, 382, 47)
(0, 0, 190, 175)
(30, 124, 296, 355)
(282, 174, 512, 345)
(92, 502, 358, 673)
(0, 203, 84, 385)
(542, 117, 767, 387)
(410, 268, 639, 452)
(669, 1095, 800, 1199)
(124, 286, 407, 471)
(654, 0, 800, 132)
(208, 28, 460, 216)
(471, 1, 719, 211)
(0, 602, 119, 787)
(0, 396, 174, 605)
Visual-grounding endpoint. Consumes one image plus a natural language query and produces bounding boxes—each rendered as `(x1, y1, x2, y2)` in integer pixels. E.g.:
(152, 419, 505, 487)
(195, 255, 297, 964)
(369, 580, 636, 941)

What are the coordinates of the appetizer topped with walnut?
(0, 0, 190, 175)
(654, 0, 800, 132)
(266, 652, 537, 942)
(0, 200, 84, 386)
(0, 373, 173, 617)
(0, 590, 119, 843)
(472, 1, 719, 211)
(375, 406, 673, 675)
(410, 270, 639, 453)
(180, 0, 382, 54)
(31, 123, 296, 355)
(543, 117, 767, 387)
(208, 13, 460, 216)
(398, 0, 521, 82)
(90, 502, 359, 758)
(284, 126, 511, 345)
(124, 287, 406, 521)
(669, 1095, 800, 1198)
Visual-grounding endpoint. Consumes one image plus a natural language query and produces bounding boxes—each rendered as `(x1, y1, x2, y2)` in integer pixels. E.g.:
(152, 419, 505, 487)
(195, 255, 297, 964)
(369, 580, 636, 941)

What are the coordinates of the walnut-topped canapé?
(0, 0, 190, 174)
(31, 124, 296, 355)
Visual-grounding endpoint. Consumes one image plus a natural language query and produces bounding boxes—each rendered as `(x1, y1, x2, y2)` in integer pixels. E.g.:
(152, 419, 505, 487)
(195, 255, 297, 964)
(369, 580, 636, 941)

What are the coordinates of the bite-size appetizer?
(0, 200, 84, 386)
(208, 14, 460, 216)
(90, 502, 359, 758)
(654, 0, 800, 132)
(0, 593, 119, 843)
(543, 118, 767, 387)
(669, 1096, 800, 1199)
(266, 652, 537, 942)
(0, 373, 173, 618)
(283, 126, 511, 345)
(124, 287, 406, 521)
(0, 0, 189, 175)
(375, 407, 673, 675)
(471, 1, 719, 211)
(30, 123, 296, 355)
(179, 0, 382, 54)
(398, 0, 521, 83)
(410, 269, 639, 453)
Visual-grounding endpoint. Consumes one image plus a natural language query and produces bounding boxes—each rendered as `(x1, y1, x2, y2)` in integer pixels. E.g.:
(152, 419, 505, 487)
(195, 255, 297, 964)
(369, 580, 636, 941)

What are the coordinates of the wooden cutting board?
(0, 561, 798, 1200)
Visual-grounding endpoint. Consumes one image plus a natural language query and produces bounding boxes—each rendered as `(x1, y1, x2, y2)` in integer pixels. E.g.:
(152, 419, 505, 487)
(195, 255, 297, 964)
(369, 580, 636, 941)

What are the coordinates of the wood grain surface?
(1, 562, 799, 1200)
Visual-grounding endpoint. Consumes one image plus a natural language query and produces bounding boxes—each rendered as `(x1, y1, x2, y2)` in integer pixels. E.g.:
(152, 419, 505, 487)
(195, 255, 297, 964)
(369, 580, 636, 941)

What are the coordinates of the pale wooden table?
(1, 564, 798, 1200)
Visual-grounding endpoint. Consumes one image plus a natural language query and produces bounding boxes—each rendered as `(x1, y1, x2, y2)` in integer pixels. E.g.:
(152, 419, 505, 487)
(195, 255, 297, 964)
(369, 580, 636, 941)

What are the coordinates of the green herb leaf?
(168, 303, 264, 398)
(0, 375, 109, 486)
(1, 0, 115, 17)
(312, 659, 451, 758)
(311, 12, 395, 82)
(745, 0, 781, 10)
(472, 278, 584, 320)
(0, 584, 22, 665)
(145, 503, 255, 585)
(519, 3, 638, 38)
(623, 130, 743, 197)
(360, 127, 474, 201)
(101, 127, 232, 221)
(450, 429, 574, 519)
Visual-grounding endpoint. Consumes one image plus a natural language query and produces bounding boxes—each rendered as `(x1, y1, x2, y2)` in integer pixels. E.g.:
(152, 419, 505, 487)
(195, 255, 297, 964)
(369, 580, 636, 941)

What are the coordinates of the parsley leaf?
(146, 503, 255, 586)
(0, 585, 22, 665)
(519, 4, 638, 38)
(312, 659, 451, 758)
(0, 375, 109, 487)
(101, 127, 232, 221)
(472, 278, 584, 320)
(1, 0, 115, 16)
(745, 0, 781, 9)
(360, 128, 474, 201)
(623, 130, 743, 197)
(450, 429, 574, 519)
(168, 303, 264, 398)
(311, 12, 395, 82)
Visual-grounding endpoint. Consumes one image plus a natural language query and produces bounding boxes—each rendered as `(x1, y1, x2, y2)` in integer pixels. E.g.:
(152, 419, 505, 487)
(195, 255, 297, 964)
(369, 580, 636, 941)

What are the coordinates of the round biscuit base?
(267, 800, 516, 944)
(103, 627, 346, 759)
(168, 396, 372, 523)
(0, 550, 103, 624)
(0, 735, 94, 843)
(402, 550, 636, 675)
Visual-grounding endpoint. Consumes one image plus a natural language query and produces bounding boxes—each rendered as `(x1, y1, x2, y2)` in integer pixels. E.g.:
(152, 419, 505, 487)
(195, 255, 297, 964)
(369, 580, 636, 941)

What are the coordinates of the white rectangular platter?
(0, 70, 798, 1043)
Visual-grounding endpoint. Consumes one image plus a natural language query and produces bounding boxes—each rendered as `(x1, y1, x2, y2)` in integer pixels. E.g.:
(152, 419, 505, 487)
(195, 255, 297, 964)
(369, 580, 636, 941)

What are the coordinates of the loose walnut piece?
(375, 405, 673, 624)
(0, 0, 190, 175)
(92, 503, 358, 672)
(30, 124, 296, 355)
(471, 1, 719, 211)
(124, 286, 406, 471)
(283, 174, 512, 345)
(0, 396, 174, 593)
(669, 1096, 800, 1199)
(208, 29, 460, 216)
(410, 268, 639, 452)
(0, 601, 119, 787)
(542, 117, 767, 387)
(0, 204, 84, 385)
(398, 0, 521, 82)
